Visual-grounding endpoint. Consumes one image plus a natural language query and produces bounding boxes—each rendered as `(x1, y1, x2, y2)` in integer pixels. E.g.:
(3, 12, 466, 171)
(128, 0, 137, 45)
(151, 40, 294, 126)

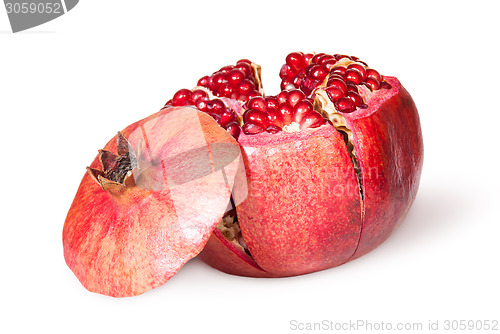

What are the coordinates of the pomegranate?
(64, 52, 423, 295)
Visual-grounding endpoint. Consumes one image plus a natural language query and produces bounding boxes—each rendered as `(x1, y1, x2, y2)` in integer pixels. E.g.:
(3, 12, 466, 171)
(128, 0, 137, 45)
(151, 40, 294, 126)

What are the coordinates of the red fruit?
(63, 107, 243, 296)
(65, 53, 423, 295)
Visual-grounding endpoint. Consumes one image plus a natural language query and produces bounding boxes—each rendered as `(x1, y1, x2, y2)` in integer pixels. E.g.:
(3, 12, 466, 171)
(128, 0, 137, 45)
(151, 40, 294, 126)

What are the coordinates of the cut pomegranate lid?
(63, 107, 245, 297)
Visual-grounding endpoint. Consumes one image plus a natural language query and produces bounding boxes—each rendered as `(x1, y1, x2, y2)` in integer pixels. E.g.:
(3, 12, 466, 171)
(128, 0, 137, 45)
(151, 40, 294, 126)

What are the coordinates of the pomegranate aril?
(300, 112, 324, 130)
(287, 89, 306, 107)
(300, 77, 320, 96)
(235, 62, 252, 77)
(317, 54, 334, 65)
(225, 122, 241, 139)
(307, 65, 328, 80)
(237, 59, 252, 65)
(207, 112, 222, 124)
(242, 122, 265, 135)
(325, 86, 345, 102)
(246, 96, 267, 112)
(380, 81, 392, 89)
(280, 77, 294, 91)
(335, 97, 356, 113)
(266, 97, 279, 110)
(304, 53, 314, 64)
(267, 108, 284, 128)
(220, 108, 237, 127)
(322, 59, 337, 72)
(330, 66, 347, 76)
(334, 54, 351, 61)
(293, 100, 313, 123)
(327, 78, 347, 94)
(346, 84, 359, 93)
(364, 77, 380, 91)
(212, 72, 227, 88)
(345, 69, 363, 85)
(280, 64, 296, 79)
(311, 53, 325, 64)
(172, 89, 192, 106)
(238, 79, 255, 95)
(286, 52, 307, 71)
(220, 84, 234, 98)
(265, 125, 282, 134)
(207, 99, 226, 114)
(346, 91, 363, 107)
(292, 74, 304, 88)
(195, 98, 209, 112)
(197, 76, 210, 87)
(347, 63, 367, 80)
(218, 65, 234, 74)
(277, 91, 288, 105)
(191, 89, 209, 104)
(278, 103, 293, 125)
(244, 109, 268, 127)
(227, 69, 245, 86)
(366, 68, 382, 82)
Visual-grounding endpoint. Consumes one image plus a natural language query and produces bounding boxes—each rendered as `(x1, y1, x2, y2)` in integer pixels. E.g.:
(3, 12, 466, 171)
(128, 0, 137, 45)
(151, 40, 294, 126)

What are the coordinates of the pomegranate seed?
(172, 89, 192, 106)
(335, 97, 356, 113)
(237, 59, 252, 65)
(292, 74, 304, 87)
(235, 62, 252, 77)
(207, 99, 225, 114)
(287, 89, 306, 107)
(267, 108, 284, 128)
(380, 81, 392, 89)
(311, 53, 325, 64)
(366, 68, 382, 82)
(197, 76, 210, 87)
(220, 84, 235, 98)
(247, 96, 267, 112)
(300, 77, 320, 96)
(346, 91, 363, 107)
(280, 77, 294, 90)
(286, 52, 307, 71)
(364, 77, 380, 90)
(191, 89, 208, 104)
(212, 72, 227, 88)
(346, 84, 359, 93)
(225, 122, 241, 139)
(327, 78, 347, 94)
(247, 90, 259, 100)
(334, 54, 351, 61)
(265, 125, 282, 134)
(304, 53, 314, 64)
(277, 91, 288, 104)
(317, 54, 334, 65)
(238, 79, 255, 95)
(278, 103, 293, 125)
(207, 112, 222, 124)
(218, 65, 233, 74)
(330, 66, 347, 76)
(220, 108, 237, 127)
(266, 96, 279, 110)
(244, 109, 268, 127)
(307, 65, 328, 80)
(322, 59, 337, 72)
(345, 69, 363, 85)
(195, 98, 209, 112)
(325, 86, 345, 102)
(300, 112, 324, 130)
(280, 64, 296, 79)
(242, 122, 265, 135)
(347, 63, 367, 80)
(293, 100, 313, 123)
(227, 69, 245, 86)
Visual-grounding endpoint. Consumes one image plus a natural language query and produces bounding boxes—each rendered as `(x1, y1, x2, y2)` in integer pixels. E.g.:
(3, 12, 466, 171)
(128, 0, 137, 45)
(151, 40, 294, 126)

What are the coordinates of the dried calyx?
(86, 132, 138, 191)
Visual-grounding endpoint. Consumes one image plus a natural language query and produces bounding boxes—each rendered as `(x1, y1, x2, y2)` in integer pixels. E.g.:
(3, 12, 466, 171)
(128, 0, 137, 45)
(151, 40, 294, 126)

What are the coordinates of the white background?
(1, 1, 499, 333)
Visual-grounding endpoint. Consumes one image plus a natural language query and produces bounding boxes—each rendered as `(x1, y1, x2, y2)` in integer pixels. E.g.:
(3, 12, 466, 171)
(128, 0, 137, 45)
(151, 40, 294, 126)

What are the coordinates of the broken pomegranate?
(64, 52, 423, 295)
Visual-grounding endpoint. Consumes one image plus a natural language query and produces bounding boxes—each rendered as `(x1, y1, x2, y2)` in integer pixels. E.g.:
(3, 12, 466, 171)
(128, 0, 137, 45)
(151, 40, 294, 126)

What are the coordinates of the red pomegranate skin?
(199, 77, 423, 277)
(199, 125, 363, 277)
(345, 76, 423, 258)
(63, 107, 242, 297)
